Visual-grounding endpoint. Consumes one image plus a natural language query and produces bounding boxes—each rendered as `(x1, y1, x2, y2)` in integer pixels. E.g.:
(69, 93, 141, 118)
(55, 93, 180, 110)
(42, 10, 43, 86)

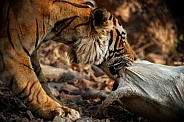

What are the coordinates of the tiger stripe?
(0, 52, 5, 70)
(35, 19, 39, 48)
(60, 0, 90, 8)
(7, 20, 15, 50)
(17, 80, 34, 100)
(53, 16, 79, 36)
(9, 75, 14, 89)
(20, 42, 31, 57)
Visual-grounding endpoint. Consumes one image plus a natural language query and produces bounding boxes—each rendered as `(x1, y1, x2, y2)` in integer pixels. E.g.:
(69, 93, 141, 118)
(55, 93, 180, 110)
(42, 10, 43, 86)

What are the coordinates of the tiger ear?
(91, 7, 108, 26)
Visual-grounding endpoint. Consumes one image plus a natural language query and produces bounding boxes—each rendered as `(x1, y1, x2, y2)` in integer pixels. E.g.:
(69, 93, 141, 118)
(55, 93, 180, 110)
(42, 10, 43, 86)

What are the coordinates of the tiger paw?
(34, 101, 80, 121)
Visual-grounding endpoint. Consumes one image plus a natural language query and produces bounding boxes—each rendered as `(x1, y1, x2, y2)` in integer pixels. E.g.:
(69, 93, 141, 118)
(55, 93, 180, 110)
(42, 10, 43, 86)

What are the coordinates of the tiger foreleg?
(3, 53, 80, 120)
(16, 71, 80, 120)
(31, 51, 61, 104)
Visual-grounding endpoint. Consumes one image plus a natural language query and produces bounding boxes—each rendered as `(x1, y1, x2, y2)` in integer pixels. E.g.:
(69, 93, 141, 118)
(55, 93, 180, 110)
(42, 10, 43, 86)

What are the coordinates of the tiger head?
(71, 8, 136, 78)
(45, 1, 135, 78)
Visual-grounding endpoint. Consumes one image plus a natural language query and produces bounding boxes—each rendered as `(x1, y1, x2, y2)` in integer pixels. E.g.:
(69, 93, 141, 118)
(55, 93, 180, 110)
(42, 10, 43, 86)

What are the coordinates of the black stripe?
(7, 21, 15, 50)
(118, 21, 122, 27)
(61, 1, 89, 8)
(121, 30, 126, 35)
(114, 31, 119, 50)
(115, 47, 125, 52)
(109, 14, 113, 20)
(17, 32, 31, 57)
(113, 17, 116, 25)
(26, 83, 38, 104)
(114, 51, 125, 57)
(108, 50, 114, 59)
(36, 88, 42, 104)
(24, 83, 38, 104)
(108, 29, 124, 59)
(22, 45, 30, 57)
(53, 16, 79, 36)
(116, 29, 123, 44)
(65, 39, 77, 45)
(9, 75, 14, 89)
(109, 30, 113, 46)
(44, 97, 48, 104)
(109, 30, 120, 59)
(94, 43, 98, 60)
(23, 64, 33, 70)
(107, 30, 114, 59)
(6, 0, 11, 21)
(73, 21, 89, 30)
(96, 39, 101, 48)
(112, 79, 119, 91)
(116, 28, 121, 36)
(18, 34, 31, 57)
(16, 80, 31, 98)
(35, 19, 39, 48)
(116, 28, 126, 44)
(6, 1, 15, 49)
(122, 36, 125, 40)
(0, 52, 5, 70)
(18, 81, 35, 100)
(76, 43, 86, 53)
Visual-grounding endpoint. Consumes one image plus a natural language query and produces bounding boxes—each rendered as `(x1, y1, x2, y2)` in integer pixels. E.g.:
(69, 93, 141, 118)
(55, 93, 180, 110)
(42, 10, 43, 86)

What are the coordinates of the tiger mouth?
(108, 56, 134, 76)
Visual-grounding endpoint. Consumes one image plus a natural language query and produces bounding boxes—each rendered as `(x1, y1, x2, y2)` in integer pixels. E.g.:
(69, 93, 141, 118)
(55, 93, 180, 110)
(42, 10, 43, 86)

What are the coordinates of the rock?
(26, 110, 34, 120)
(91, 65, 105, 77)
(53, 116, 72, 122)
(41, 64, 90, 82)
(60, 84, 81, 95)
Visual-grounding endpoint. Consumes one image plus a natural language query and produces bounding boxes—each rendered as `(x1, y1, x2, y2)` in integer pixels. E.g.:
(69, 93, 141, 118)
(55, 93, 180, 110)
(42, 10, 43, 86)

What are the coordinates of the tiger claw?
(50, 106, 80, 121)
(34, 101, 80, 121)
(60, 106, 80, 121)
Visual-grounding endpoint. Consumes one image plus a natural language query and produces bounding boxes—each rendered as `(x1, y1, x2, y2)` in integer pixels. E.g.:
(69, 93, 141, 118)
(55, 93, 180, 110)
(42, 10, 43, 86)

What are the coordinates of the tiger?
(0, 0, 135, 120)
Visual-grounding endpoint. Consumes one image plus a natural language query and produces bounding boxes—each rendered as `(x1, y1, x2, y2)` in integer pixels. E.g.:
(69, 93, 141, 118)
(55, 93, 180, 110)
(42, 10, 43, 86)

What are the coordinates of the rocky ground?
(1, 0, 184, 121)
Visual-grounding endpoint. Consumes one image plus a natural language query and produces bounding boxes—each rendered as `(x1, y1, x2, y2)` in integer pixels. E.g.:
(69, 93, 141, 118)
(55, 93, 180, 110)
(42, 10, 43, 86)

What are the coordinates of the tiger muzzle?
(108, 57, 134, 76)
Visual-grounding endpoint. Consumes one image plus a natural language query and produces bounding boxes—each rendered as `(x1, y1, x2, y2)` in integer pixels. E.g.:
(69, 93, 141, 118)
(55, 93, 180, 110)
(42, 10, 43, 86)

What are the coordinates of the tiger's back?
(0, 0, 135, 120)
